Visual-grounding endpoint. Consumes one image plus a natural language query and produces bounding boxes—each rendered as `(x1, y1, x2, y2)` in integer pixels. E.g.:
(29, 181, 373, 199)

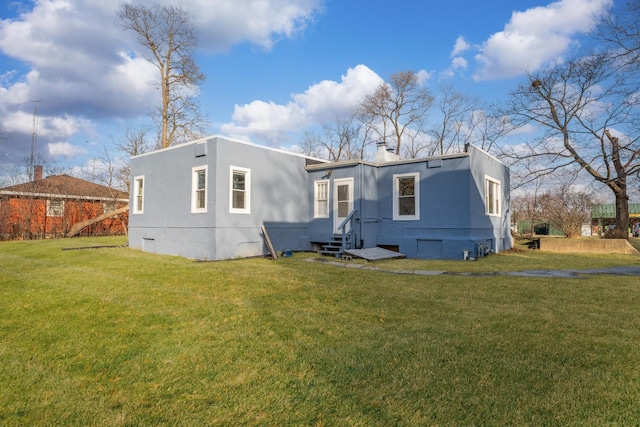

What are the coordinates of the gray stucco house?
(128, 135, 511, 260)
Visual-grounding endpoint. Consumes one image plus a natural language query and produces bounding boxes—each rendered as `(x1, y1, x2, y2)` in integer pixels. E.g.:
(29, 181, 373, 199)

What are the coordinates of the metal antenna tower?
(28, 99, 45, 180)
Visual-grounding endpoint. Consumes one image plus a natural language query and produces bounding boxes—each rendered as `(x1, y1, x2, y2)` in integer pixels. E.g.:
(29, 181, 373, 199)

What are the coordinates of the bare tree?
(597, 0, 640, 67)
(360, 71, 433, 156)
(512, 194, 539, 236)
(400, 128, 431, 159)
(96, 146, 128, 194)
(114, 127, 152, 192)
(428, 84, 478, 155)
(118, 4, 207, 149)
(116, 126, 152, 157)
(538, 186, 592, 238)
(511, 177, 544, 236)
(469, 109, 511, 154)
(500, 53, 640, 236)
(300, 130, 324, 159)
(301, 110, 372, 161)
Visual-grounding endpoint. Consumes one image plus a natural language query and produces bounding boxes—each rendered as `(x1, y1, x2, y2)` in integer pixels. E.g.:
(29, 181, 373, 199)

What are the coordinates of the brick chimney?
(34, 165, 43, 181)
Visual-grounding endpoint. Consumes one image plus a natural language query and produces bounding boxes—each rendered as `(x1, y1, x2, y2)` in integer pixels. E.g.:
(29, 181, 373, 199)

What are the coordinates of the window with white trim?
(485, 176, 501, 216)
(133, 176, 144, 214)
(47, 199, 64, 217)
(192, 166, 207, 213)
(230, 166, 250, 214)
(393, 172, 420, 220)
(314, 180, 329, 218)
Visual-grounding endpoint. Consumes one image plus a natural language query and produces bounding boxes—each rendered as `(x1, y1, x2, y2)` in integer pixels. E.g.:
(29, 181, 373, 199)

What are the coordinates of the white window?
(393, 172, 420, 220)
(133, 176, 144, 214)
(485, 176, 501, 216)
(230, 166, 250, 214)
(314, 180, 329, 218)
(47, 199, 64, 217)
(192, 166, 207, 213)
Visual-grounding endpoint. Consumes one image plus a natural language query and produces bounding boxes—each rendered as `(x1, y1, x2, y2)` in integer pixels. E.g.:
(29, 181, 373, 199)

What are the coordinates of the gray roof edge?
(305, 151, 471, 171)
(131, 134, 330, 164)
(0, 190, 128, 202)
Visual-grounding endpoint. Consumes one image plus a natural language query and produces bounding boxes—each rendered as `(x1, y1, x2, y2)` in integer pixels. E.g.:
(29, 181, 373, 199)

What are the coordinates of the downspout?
(357, 162, 364, 249)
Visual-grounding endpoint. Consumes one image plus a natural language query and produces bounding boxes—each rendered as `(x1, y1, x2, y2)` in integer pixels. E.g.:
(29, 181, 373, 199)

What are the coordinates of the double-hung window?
(485, 176, 501, 216)
(393, 172, 420, 220)
(230, 166, 250, 214)
(192, 166, 207, 213)
(47, 199, 64, 217)
(314, 180, 329, 218)
(133, 176, 144, 214)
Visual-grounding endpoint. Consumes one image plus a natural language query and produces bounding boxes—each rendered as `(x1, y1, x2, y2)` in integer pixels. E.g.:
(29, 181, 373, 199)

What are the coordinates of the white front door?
(333, 178, 354, 234)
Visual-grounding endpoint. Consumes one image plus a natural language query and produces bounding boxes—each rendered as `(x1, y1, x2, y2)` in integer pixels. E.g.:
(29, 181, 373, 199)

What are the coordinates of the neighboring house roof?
(0, 174, 129, 202)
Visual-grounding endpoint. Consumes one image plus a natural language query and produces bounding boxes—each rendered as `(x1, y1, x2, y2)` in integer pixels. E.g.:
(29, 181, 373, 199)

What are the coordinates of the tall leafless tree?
(360, 71, 433, 156)
(301, 110, 367, 161)
(597, 0, 640, 67)
(500, 53, 640, 236)
(471, 109, 511, 153)
(399, 128, 431, 159)
(96, 146, 128, 195)
(118, 4, 207, 149)
(116, 126, 152, 158)
(113, 127, 152, 193)
(428, 84, 478, 156)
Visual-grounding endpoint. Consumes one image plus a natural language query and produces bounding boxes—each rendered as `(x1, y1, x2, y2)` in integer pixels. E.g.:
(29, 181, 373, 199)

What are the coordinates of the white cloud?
(451, 36, 471, 57)
(221, 64, 384, 144)
(451, 57, 468, 70)
(0, 0, 326, 168)
(1, 108, 89, 141)
(190, 0, 325, 51)
(48, 141, 88, 158)
(0, 0, 318, 120)
(473, 0, 613, 80)
(415, 69, 432, 86)
(439, 69, 455, 80)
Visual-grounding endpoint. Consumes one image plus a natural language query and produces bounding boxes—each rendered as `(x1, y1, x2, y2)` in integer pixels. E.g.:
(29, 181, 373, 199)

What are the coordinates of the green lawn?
(1, 237, 639, 426)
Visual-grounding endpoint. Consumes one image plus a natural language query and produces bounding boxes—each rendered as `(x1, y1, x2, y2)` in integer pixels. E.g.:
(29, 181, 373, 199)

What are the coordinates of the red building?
(0, 166, 129, 240)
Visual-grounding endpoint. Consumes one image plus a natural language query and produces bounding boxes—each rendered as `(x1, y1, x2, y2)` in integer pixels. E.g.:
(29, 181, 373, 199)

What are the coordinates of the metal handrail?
(338, 208, 357, 253)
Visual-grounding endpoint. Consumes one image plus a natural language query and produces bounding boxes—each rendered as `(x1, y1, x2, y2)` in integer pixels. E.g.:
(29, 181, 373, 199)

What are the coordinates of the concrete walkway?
(305, 258, 640, 278)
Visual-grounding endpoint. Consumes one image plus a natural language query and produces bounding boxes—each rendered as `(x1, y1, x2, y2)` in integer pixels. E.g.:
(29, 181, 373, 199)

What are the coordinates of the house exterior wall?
(307, 146, 511, 260)
(467, 145, 512, 256)
(128, 139, 218, 259)
(374, 155, 474, 259)
(128, 136, 319, 260)
(130, 137, 511, 261)
(0, 196, 128, 240)
(307, 163, 379, 249)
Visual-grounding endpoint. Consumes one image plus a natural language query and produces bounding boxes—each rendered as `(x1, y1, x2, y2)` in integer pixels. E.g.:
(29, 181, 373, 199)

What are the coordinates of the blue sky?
(0, 0, 616, 182)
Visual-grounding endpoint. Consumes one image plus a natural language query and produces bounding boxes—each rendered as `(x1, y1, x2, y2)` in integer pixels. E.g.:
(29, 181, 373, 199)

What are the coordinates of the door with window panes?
(333, 178, 353, 234)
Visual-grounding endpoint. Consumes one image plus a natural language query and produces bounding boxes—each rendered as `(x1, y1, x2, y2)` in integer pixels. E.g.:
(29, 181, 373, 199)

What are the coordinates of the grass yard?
(1, 237, 640, 426)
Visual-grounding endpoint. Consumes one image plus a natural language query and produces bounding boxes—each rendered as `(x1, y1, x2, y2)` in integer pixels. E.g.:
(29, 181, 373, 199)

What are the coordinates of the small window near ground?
(133, 176, 144, 214)
(393, 172, 420, 220)
(485, 176, 501, 216)
(47, 199, 64, 217)
(192, 166, 207, 213)
(314, 180, 329, 218)
(230, 166, 250, 214)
